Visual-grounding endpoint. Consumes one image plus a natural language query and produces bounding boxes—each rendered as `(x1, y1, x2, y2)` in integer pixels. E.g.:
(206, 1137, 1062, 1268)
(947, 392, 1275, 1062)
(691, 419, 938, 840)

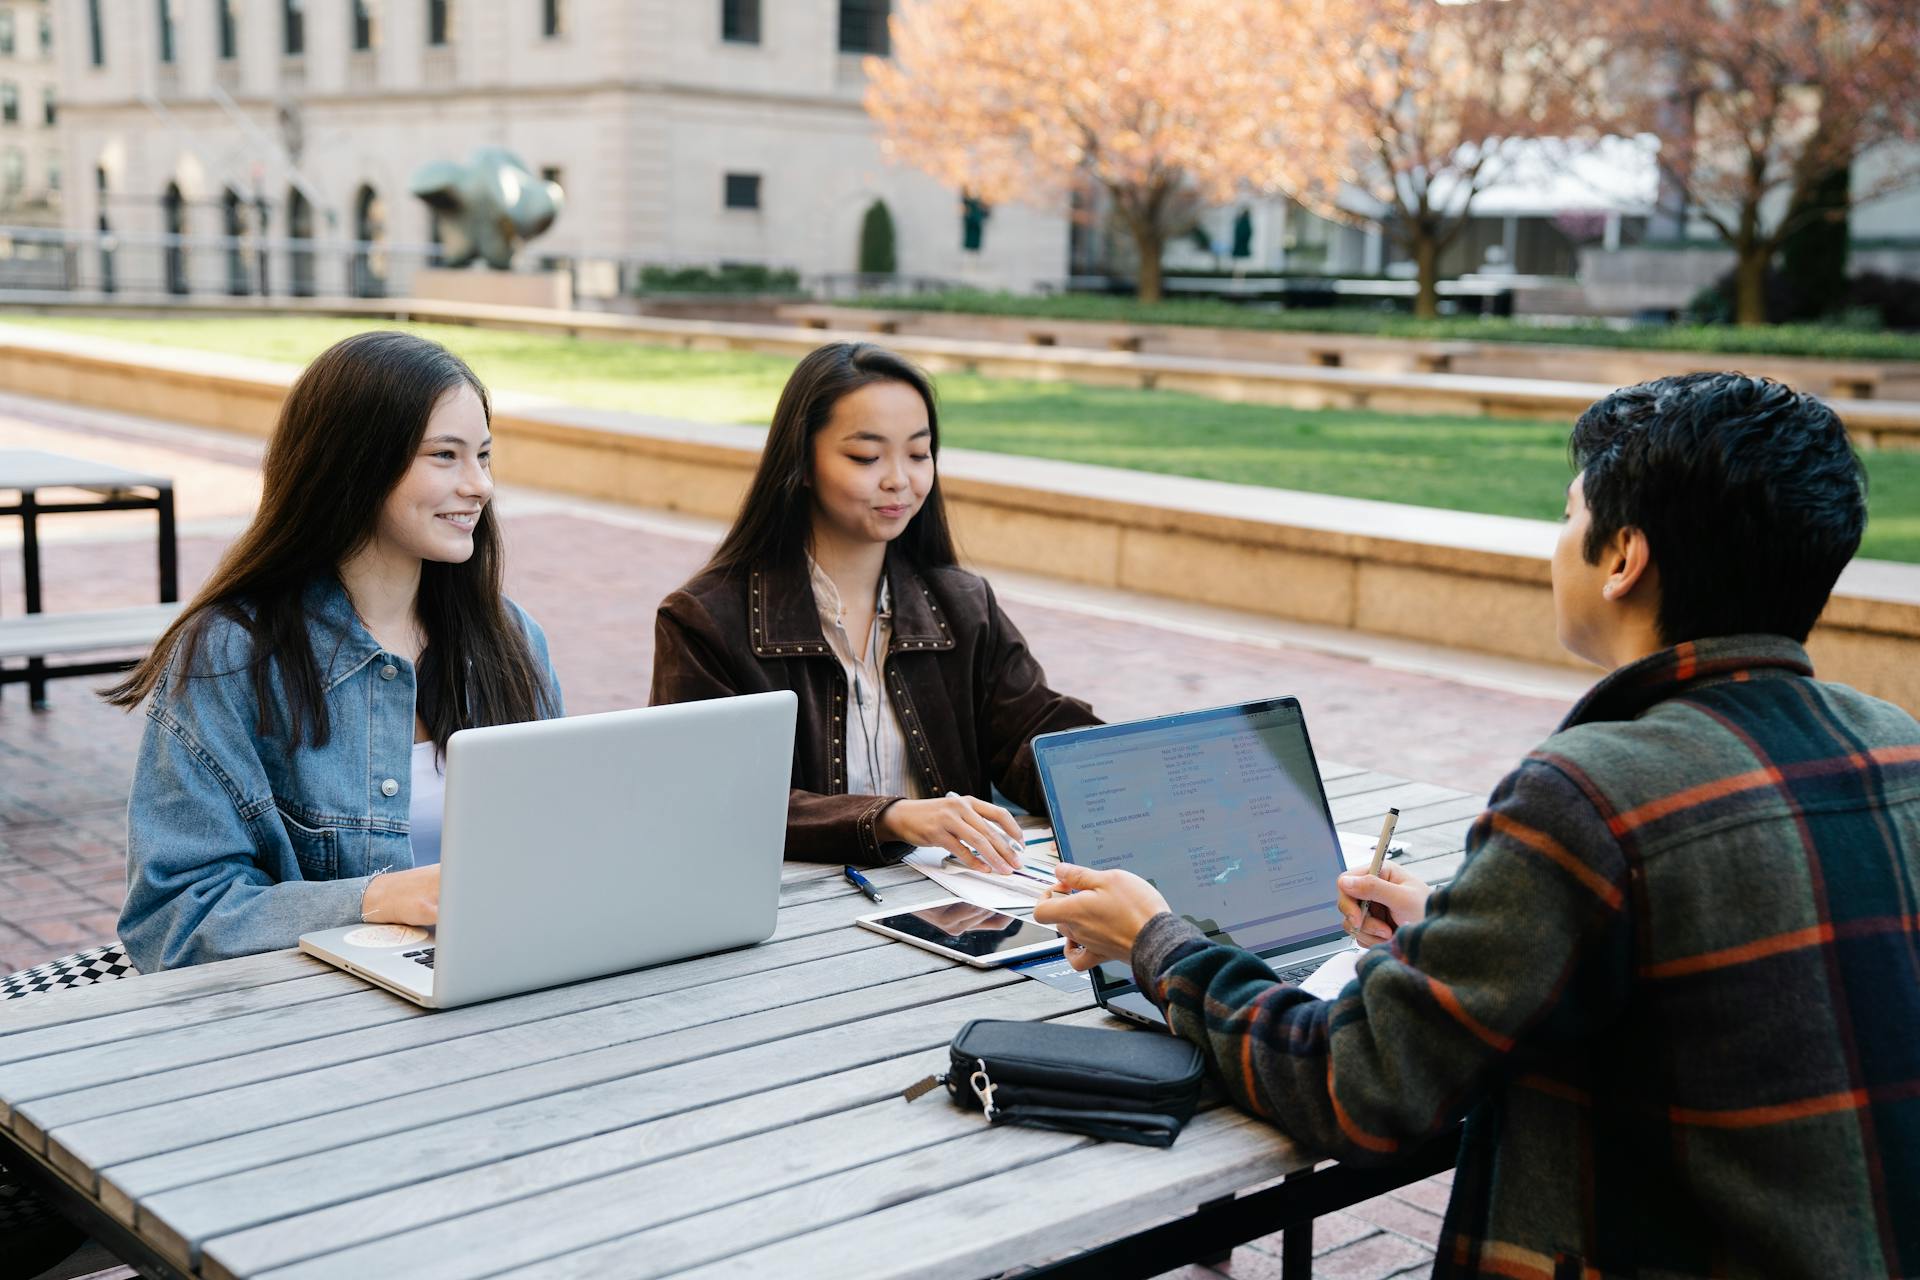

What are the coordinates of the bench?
(776, 305, 901, 335)
(0, 603, 183, 709)
(1828, 370, 1881, 400)
(1410, 342, 1482, 375)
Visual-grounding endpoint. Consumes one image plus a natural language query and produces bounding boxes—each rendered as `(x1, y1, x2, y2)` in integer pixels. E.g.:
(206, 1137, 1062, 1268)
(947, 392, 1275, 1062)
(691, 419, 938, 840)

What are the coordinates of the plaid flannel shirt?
(1134, 635, 1920, 1278)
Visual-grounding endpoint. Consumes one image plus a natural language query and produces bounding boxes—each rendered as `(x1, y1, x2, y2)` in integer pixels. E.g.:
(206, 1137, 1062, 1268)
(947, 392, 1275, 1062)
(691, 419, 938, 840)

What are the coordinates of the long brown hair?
(702, 342, 959, 578)
(105, 330, 552, 751)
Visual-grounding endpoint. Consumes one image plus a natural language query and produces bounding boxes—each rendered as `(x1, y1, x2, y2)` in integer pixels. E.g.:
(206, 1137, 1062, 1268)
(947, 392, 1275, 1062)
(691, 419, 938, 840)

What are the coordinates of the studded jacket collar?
(652, 550, 1099, 866)
(748, 552, 956, 659)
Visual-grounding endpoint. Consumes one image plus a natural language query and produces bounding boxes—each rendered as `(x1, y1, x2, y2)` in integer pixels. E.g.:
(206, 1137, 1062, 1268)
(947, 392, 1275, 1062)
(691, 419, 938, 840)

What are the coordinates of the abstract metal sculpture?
(409, 147, 563, 270)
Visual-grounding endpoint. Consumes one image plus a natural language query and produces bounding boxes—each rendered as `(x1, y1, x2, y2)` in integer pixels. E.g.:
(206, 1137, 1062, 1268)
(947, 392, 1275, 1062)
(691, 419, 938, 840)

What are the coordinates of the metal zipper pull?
(968, 1058, 999, 1121)
(901, 1074, 942, 1102)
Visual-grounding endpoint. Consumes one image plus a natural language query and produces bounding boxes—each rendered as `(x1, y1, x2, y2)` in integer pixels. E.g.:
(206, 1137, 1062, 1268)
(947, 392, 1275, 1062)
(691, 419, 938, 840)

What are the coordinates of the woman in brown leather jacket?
(650, 342, 1099, 867)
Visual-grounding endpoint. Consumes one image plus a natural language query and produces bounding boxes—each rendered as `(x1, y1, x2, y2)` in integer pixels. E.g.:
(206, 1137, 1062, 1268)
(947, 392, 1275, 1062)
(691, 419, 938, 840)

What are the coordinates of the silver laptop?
(1033, 696, 1355, 1027)
(300, 690, 798, 1009)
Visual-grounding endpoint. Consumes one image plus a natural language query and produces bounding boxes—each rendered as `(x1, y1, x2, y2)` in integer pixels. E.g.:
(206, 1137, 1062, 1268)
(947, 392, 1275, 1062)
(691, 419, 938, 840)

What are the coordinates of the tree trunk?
(1130, 220, 1165, 303)
(1779, 165, 1850, 321)
(1412, 234, 1441, 320)
(1733, 244, 1770, 326)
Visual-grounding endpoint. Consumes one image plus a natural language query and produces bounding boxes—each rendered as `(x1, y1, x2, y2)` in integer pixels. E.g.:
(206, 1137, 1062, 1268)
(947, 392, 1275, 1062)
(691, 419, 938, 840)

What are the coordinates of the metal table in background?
(0, 449, 178, 708)
(0, 764, 1477, 1280)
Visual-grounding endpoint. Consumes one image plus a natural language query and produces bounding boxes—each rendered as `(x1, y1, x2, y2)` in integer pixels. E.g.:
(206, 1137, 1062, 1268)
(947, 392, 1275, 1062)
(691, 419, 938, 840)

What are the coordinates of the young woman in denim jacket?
(106, 331, 562, 972)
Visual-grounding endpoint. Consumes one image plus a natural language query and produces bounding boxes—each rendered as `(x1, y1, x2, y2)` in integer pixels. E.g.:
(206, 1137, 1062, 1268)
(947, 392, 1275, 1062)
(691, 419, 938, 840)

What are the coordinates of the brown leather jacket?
(650, 552, 1099, 864)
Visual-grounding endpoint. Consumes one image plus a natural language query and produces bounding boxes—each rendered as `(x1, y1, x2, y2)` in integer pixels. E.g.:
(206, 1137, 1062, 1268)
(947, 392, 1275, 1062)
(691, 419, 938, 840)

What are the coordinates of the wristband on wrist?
(361, 868, 391, 922)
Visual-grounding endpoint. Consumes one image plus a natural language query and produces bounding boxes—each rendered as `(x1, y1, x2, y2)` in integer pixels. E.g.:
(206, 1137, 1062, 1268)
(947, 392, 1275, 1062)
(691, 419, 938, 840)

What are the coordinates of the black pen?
(843, 865, 883, 903)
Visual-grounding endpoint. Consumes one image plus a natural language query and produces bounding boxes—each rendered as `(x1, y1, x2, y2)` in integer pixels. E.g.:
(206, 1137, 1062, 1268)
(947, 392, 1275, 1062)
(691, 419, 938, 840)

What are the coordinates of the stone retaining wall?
(3, 327, 1916, 711)
(780, 304, 1920, 407)
(7, 295, 1918, 441)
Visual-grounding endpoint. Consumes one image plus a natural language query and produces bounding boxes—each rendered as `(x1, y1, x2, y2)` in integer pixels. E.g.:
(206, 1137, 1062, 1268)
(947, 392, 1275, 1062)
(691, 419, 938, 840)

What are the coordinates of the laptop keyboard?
(402, 947, 436, 970)
(1272, 959, 1321, 985)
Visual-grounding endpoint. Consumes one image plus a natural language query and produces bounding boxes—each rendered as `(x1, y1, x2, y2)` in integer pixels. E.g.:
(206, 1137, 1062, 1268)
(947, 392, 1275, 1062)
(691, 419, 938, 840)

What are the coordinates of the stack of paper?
(903, 845, 1061, 909)
(910, 829, 1402, 911)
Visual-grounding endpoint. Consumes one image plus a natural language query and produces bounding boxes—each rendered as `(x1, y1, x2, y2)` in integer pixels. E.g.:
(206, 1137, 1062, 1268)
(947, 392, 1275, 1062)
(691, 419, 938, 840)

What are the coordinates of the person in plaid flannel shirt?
(1037, 373, 1919, 1277)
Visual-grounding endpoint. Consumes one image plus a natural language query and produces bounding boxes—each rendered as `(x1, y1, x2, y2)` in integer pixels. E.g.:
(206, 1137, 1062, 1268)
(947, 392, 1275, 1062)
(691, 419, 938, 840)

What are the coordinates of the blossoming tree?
(1274, 0, 1603, 319)
(864, 0, 1294, 302)
(1605, 0, 1920, 325)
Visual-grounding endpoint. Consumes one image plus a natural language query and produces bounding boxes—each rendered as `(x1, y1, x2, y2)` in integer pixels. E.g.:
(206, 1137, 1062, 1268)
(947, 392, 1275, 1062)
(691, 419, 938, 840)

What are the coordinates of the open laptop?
(300, 689, 797, 1009)
(1033, 696, 1356, 1027)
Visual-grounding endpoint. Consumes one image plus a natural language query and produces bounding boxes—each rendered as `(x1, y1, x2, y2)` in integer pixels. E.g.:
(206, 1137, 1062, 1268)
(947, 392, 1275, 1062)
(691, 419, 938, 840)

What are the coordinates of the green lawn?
(857, 290, 1920, 362)
(13, 314, 1920, 563)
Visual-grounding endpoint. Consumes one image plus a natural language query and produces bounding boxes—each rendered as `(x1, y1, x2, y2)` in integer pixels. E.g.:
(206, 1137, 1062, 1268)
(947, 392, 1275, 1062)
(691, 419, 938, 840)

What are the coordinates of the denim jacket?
(118, 578, 563, 971)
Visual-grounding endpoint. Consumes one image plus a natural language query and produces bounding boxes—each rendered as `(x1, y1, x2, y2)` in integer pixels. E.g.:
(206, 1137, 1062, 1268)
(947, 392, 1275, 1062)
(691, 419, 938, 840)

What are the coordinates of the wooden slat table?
(0, 761, 1475, 1280)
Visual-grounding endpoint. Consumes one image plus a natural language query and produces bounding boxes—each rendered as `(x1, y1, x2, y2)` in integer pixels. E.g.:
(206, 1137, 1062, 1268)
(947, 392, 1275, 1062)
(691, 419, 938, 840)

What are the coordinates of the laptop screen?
(1035, 698, 1348, 982)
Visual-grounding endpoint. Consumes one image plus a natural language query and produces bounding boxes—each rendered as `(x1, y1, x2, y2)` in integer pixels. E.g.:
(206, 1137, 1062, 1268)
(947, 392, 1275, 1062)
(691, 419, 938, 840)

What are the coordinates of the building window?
(283, 0, 304, 55)
(87, 0, 105, 65)
(352, 0, 375, 50)
(42, 88, 55, 126)
(3, 149, 23, 197)
(0, 10, 14, 57)
(156, 0, 176, 63)
(723, 172, 760, 210)
(1, 84, 17, 126)
(427, 0, 450, 45)
(541, 0, 562, 38)
(217, 0, 238, 59)
(46, 151, 59, 192)
(38, 10, 51, 57)
(838, 0, 888, 54)
(721, 0, 759, 44)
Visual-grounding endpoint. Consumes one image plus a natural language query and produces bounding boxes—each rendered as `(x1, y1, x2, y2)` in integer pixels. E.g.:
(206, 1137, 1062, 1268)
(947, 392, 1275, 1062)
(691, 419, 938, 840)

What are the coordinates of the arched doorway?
(351, 183, 386, 298)
(287, 186, 314, 297)
(162, 182, 188, 294)
(223, 188, 249, 295)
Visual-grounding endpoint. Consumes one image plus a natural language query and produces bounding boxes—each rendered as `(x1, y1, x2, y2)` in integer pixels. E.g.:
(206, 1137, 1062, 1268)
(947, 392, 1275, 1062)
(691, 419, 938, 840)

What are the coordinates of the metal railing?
(0, 224, 436, 299)
(0, 225, 832, 306)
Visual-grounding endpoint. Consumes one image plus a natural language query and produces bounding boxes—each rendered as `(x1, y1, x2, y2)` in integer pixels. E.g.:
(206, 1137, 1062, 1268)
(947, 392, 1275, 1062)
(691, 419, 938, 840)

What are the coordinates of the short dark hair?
(1569, 372, 1867, 645)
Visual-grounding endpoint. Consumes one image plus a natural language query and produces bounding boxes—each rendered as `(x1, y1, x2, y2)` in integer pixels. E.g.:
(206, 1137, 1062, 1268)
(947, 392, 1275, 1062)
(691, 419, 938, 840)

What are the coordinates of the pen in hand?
(944, 789, 1025, 872)
(843, 865, 883, 904)
(1360, 808, 1400, 927)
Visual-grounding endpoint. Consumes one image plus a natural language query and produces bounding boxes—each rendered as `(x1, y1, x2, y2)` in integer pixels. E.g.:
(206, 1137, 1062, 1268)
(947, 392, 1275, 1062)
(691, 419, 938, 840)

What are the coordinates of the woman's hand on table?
(1336, 864, 1430, 947)
(362, 865, 440, 925)
(877, 795, 1023, 873)
(1033, 863, 1171, 971)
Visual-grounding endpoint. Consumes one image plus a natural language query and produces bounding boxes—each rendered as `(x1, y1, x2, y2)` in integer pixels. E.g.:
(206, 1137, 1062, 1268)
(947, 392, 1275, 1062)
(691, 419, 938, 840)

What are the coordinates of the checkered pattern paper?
(1, 941, 137, 1001)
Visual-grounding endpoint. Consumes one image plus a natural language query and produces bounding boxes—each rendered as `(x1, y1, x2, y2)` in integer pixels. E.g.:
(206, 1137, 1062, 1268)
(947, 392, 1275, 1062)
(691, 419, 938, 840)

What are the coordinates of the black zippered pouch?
(938, 1018, 1205, 1148)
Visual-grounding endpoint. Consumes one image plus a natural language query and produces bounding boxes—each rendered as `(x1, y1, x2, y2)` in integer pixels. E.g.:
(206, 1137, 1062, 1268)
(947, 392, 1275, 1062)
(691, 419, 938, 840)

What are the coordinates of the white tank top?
(409, 740, 446, 867)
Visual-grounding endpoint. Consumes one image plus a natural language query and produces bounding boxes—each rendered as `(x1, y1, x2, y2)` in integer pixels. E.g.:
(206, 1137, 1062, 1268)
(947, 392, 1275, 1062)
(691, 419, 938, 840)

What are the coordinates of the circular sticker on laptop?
(342, 925, 429, 948)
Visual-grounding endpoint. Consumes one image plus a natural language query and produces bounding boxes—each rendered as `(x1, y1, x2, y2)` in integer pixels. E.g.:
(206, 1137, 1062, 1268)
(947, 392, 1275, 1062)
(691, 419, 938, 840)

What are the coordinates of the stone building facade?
(0, 0, 59, 227)
(49, 0, 1070, 296)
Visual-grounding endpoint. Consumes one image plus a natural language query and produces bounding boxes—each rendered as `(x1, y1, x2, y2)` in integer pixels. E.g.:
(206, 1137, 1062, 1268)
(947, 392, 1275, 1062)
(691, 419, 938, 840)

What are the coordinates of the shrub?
(635, 263, 802, 295)
(1688, 268, 1920, 333)
(859, 201, 897, 276)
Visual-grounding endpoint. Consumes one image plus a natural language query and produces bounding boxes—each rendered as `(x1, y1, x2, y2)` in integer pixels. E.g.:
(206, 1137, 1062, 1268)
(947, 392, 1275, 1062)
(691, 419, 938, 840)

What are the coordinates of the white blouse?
(408, 739, 446, 866)
(808, 557, 921, 801)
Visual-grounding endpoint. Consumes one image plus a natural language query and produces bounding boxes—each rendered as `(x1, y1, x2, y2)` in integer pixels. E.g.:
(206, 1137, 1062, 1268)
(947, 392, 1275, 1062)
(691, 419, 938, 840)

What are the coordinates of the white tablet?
(857, 900, 1066, 968)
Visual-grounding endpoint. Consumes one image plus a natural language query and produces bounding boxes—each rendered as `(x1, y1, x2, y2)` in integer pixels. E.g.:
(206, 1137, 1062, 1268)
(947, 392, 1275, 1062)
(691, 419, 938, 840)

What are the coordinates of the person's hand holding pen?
(875, 790, 1024, 873)
(1336, 865, 1431, 946)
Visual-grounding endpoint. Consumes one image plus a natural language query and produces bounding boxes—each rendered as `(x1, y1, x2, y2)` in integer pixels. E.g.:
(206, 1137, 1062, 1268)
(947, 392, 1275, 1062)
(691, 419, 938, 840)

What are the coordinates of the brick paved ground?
(0, 392, 1579, 1279)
